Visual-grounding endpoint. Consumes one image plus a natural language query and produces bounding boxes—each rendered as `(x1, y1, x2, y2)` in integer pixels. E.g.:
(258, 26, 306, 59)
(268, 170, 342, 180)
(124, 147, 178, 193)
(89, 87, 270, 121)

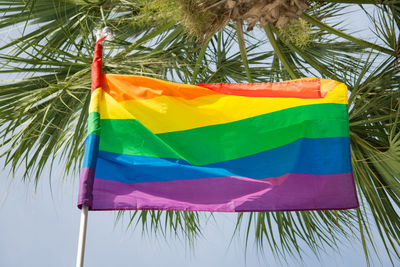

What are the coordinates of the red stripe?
(197, 79, 322, 98)
(91, 37, 105, 93)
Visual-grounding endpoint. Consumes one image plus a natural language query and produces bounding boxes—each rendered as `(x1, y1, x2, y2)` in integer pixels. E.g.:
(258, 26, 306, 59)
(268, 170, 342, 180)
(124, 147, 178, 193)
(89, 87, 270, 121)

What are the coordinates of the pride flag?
(77, 41, 358, 212)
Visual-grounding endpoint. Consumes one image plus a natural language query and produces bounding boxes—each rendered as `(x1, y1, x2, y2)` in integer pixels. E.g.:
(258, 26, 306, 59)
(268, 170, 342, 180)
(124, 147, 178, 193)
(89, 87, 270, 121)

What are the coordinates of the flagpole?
(76, 205, 89, 267)
(75, 27, 114, 267)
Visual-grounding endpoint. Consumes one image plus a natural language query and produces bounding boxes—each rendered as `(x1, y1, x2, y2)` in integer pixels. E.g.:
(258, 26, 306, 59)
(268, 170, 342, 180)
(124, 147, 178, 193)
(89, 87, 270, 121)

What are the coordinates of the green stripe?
(87, 112, 100, 136)
(99, 103, 349, 165)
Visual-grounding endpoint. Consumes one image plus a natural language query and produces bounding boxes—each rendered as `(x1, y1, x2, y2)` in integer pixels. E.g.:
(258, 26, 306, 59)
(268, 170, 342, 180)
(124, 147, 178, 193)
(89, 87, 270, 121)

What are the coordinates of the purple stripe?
(78, 167, 95, 208)
(90, 173, 359, 212)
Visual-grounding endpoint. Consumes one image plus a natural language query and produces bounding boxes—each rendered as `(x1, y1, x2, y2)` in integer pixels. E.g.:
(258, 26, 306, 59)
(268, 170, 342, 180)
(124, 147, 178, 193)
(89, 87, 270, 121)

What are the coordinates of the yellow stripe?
(91, 82, 348, 134)
(321, 79, 343, 96)
(89, 87, 103, 114)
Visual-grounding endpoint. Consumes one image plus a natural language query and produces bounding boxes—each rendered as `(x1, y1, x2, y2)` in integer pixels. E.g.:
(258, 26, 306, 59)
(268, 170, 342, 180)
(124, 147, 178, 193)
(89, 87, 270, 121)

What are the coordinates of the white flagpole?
(75, 27, 114, 267)
(76, 205, 89, 267)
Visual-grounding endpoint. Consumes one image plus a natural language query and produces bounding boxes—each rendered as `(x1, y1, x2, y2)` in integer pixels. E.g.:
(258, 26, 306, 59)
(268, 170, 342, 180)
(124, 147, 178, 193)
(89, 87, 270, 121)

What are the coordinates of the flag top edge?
(101, 74, 346, 102)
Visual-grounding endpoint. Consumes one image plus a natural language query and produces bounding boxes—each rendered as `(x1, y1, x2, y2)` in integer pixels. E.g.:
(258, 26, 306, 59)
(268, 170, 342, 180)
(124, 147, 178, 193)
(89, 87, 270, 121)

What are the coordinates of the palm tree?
(0, 0, 399, 264)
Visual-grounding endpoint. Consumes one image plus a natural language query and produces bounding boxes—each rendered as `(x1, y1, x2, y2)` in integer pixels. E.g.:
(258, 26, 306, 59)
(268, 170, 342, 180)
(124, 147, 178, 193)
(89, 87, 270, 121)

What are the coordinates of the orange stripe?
(102, 74, 218, 101)
(101, 74, 324, 102)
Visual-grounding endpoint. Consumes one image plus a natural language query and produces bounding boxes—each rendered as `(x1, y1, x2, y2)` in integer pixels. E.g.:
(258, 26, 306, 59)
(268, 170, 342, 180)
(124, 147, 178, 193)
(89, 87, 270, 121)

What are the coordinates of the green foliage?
(277, 19, 313, 48)
(127, 0, 179, 28)
(173, 0, 228, 40)
(1, 0, 400, 264)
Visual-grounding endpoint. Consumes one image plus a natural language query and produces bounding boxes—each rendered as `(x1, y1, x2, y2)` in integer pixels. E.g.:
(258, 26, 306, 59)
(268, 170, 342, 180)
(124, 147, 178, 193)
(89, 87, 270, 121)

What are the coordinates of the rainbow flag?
(77, 41, 358, 212)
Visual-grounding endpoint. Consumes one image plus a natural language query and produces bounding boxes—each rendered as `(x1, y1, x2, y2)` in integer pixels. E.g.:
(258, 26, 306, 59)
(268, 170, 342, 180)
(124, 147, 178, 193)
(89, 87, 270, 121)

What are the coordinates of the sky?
(0, 4, 398, 267)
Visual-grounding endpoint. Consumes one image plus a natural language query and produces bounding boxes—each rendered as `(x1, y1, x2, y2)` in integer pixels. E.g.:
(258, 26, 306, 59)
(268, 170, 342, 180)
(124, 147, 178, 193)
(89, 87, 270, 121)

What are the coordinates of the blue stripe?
(93, 137, 352, 183)
(82, 134, 100, 169)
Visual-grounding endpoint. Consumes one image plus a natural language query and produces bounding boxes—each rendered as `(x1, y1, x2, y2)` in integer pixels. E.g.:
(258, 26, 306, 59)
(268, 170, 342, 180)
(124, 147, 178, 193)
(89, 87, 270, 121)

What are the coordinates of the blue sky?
(0, 5, 398, 267)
